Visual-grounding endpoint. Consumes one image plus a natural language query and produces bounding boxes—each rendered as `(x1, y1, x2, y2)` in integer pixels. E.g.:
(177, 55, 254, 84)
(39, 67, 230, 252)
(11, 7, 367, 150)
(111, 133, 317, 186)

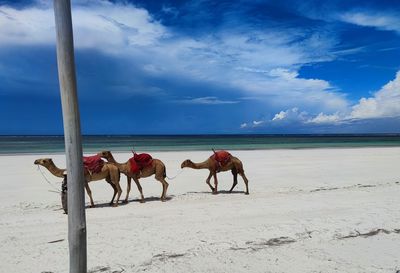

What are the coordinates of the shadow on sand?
(85, 195, 174, 209)
(128, 195, 174, 203)
(81, 190, 250, 209)
(185, 190, 246, 195)
(84, 201, 129, 209)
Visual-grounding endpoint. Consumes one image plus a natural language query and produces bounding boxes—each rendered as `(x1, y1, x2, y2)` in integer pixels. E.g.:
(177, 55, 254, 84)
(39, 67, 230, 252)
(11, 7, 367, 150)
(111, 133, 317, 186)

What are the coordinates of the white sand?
(1, 148, 400, 273)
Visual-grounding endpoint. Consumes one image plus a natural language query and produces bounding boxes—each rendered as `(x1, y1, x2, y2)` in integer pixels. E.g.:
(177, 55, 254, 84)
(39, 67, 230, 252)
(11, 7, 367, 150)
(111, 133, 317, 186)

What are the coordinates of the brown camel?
(34, 158, 122, 207)
(97, 151, 169, 203)
(181, 152, 249, 195)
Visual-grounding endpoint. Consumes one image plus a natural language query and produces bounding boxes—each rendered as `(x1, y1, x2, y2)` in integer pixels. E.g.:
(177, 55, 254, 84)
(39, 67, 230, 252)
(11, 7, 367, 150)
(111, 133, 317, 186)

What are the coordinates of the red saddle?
(83, 155, 104, 174)
(210, 150, 232, 167)
(129, 153, 153, 174)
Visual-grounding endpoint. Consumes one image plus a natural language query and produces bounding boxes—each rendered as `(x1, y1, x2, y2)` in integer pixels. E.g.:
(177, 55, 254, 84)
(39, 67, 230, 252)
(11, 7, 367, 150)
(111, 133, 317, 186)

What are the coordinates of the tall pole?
(53, 1, 87, 273)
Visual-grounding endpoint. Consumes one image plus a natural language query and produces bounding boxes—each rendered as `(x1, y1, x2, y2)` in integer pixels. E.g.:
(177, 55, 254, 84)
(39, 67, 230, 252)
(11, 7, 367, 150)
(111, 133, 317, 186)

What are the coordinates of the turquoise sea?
(1, 135, 400, 155)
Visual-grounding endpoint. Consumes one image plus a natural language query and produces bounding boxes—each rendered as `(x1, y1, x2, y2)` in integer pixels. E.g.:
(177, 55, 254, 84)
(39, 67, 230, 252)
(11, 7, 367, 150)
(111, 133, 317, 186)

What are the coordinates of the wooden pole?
(53, 1, 87, 273)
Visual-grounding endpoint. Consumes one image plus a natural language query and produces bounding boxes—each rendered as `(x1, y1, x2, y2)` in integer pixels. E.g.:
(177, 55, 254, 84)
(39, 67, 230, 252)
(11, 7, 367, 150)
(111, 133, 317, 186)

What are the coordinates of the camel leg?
(113, 181, 122, 207)
(108, 181, 118, 205)
(156, 175, 169, 202)
(124, 176, 132, 203)
(133, 177, 145, 203)
(239, 171, 249, 195)
(84, 182, 95, 207)
(229, 169, 238, 192)
(212, 172, 218, 194)
(205, 172, 215, 192)
(106, 177, 118, 205)
(110, 172, 122, 207)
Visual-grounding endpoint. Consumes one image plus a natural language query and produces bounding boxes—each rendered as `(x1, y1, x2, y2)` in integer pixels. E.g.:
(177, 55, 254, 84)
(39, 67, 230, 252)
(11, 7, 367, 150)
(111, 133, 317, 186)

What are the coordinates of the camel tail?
(166, 168, 184, 180)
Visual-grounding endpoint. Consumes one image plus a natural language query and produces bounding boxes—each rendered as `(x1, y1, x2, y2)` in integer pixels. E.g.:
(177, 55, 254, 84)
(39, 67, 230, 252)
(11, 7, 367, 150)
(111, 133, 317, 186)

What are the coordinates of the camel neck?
(45, 162, 65, 178)
(191, 160, 209, 169)
(106, 153, 118, 164)
(106, 153, 128, 172)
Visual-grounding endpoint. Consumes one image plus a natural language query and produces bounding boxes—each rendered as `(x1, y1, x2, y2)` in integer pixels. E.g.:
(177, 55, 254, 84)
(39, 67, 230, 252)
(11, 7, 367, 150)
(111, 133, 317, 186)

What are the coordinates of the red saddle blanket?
(129, 153, 153, 174)
(83, 155, 104, 174)
(210, 150, 232, 166)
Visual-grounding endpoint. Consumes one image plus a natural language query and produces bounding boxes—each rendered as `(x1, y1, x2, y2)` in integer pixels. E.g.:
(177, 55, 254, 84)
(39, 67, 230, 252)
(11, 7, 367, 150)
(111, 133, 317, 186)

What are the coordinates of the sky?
(0, 0, 399, 135)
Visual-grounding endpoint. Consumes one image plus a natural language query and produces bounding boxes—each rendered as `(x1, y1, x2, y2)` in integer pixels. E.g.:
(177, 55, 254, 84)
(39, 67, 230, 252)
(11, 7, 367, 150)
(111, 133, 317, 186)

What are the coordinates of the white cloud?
(0, 1, 351, 113)
(0, 1, 167, 52)
(252, 120, 264, 126)
(269, 68, 299, 79)
(242, 108, 342, 129)
(293, 5, 400, 36)
(177, 96, 239, 105)
(241, 107, 308, 129)
(307, 112, 341, 124)
(239, 120, 266, 129)
(350, 71, 400, 119)
(339, 11, 400, 34)
(242, 70, 400, 129)
(271, 107, 308, 123)
(231, 67, 348, 113)
(272, 110, 288, 121)
(0, 7, 55, 46)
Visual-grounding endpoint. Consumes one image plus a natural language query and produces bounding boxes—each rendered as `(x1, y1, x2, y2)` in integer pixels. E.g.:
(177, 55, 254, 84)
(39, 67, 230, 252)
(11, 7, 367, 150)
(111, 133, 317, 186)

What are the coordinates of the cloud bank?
(0, 0, 350, 112)
(1, 0, 399, 133)
(339, 11, 400, 34)
(241, 70, 400, 129)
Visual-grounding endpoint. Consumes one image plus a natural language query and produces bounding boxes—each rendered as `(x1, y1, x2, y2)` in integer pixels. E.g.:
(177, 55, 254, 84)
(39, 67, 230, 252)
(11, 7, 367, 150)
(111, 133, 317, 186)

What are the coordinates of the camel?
(97, 151, 169, 203)
(34, 158, 122, 207)
(181, 151, 249, 195)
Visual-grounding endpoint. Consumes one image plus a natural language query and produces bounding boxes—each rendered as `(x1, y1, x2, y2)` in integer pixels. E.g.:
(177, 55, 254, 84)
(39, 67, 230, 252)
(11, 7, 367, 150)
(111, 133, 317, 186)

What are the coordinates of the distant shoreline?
(1, 133, 400, 137)
(1, 134, 400, 155)
(1, 145, 400, 157)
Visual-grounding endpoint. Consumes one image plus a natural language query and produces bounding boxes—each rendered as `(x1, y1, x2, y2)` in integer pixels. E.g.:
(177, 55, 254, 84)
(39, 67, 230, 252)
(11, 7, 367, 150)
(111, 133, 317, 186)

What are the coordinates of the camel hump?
(83, 155, 104, 174)
(134, 153, 153, 162)
(210, 150, 232, 166)
(129, 153, 153, 174)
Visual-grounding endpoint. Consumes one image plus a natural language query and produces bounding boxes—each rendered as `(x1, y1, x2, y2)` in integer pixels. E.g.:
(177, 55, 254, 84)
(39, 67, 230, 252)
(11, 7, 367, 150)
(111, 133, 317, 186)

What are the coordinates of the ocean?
(1, 135, 400, 155)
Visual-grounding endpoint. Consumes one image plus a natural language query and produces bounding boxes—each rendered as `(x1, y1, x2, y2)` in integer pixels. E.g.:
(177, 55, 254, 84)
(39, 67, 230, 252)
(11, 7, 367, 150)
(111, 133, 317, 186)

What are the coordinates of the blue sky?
(0, 0, 399, 134)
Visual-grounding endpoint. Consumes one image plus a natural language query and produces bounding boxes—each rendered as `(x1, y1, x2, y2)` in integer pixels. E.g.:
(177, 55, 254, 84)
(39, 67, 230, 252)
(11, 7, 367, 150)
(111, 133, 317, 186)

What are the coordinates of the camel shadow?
(85, 201, 129, 209)
(82, 196, 175, 209)
(186, 190, 246, 195)
(127, 195, 174, 203)
(218, 190, 247, 194)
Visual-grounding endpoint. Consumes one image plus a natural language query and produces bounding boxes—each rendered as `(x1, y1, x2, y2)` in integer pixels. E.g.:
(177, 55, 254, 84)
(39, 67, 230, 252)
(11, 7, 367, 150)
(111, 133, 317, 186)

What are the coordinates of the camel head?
(97, 150, 112, 160)
(34, 158, 67, 177)
(181, 159, 193, 169)
(34, 158, 54, 167)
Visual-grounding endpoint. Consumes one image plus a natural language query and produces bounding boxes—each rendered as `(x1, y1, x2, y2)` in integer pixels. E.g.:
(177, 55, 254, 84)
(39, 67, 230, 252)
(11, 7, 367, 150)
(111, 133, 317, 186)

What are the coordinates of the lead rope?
(166, 169, 184, 180)
(37, 165, 61, 193)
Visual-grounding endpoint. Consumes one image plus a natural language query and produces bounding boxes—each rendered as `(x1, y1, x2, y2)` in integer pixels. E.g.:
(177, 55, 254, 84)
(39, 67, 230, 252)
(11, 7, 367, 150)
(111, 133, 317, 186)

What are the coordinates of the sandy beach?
(1, 147, 400, 273)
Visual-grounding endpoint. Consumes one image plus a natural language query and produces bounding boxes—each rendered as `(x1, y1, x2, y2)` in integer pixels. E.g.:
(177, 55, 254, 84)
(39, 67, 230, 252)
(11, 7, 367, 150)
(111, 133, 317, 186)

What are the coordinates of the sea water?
(1, 134, 400, 155)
